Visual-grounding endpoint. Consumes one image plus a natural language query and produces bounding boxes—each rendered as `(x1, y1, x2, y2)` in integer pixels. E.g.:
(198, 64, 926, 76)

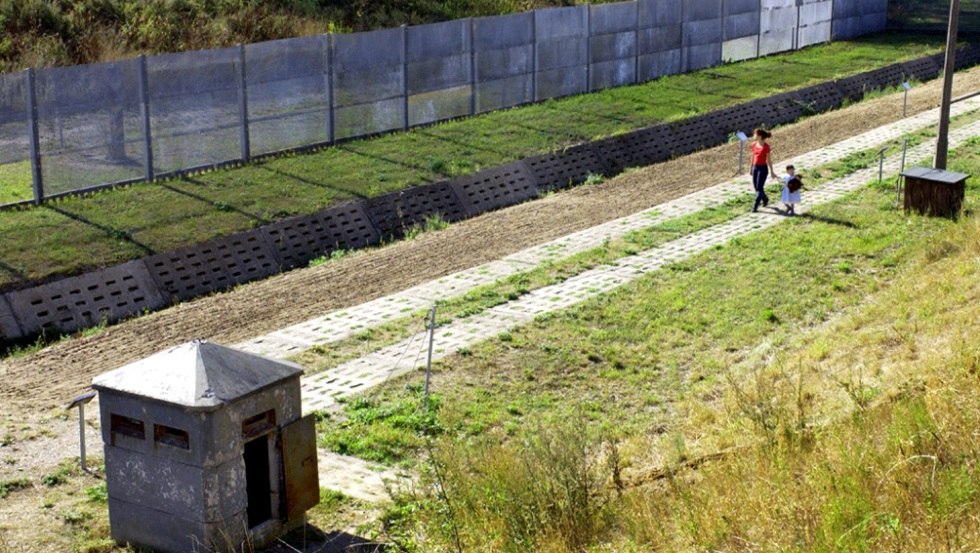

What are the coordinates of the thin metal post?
(935, 0, 960, 170)
(138, 54, 154, 181)
(902, 82, 910, 117)
(68, 391, 95, 474)
(469, 18, 477, 116)
(237, 44, 251, 162)
(402, 25, 410, 130)
(878, 146, 887, 186)
(739, 141, 744, 175)
(78, 402, 87, 472)
(326, 33, 336, 143)
(898, 138, 908, 203)
(423, 304, 437, 410)
(25, 68, 43, 204)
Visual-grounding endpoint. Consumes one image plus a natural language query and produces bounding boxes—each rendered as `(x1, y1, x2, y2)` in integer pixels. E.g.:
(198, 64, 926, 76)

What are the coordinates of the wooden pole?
(935, 0, 959, 170)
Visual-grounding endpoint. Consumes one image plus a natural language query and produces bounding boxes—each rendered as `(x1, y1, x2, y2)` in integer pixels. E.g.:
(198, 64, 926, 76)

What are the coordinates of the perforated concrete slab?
(264, 201, 380, 269)
(366, 180, 465, 239)
(450, 161, 540, 217)
(146, 230, 280, 302)
(525, 144, 610, 191)
(8, 260, 165, 336)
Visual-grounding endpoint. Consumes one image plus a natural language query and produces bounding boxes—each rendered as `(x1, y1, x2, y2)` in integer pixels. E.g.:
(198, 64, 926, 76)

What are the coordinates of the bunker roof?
(92, 340, 302, 409)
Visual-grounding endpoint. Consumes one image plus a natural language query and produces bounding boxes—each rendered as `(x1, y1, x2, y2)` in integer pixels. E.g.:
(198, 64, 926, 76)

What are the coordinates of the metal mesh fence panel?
(682, 0, 723, 72)
(333, 27, 405, 140)
(760, 0, 798, 56)
(723, 0, 760, 62)
(245, 36, 330, 156)
(406, 19, 473, 126)
(0, 72, 32, 204)
(535, 6, 589, 100)
(590, 2, 638, 91)
(637, 0, 683, 82)
(148, 48, 241, 176)
(474, 12, 534, 113)
(798, 0, 832, 48)
(35, 59, 145, 196)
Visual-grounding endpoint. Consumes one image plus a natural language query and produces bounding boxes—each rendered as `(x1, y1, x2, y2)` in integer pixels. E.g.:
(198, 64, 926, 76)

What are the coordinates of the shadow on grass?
(270, 524, 387, 553)
(162, 179, 271, 226)
(799, 211, 858, 227)
(44, 206, 156, 255)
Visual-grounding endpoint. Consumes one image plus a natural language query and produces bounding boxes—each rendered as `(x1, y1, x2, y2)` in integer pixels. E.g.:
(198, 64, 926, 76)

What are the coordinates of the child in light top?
(780, 164, 802, 216)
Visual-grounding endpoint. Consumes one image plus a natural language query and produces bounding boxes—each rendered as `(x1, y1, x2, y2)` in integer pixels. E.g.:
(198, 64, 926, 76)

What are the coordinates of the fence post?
(794, 0, 801, 51)
(326, 33, 335, 144)
(531, 10, 538, 102)
(138, 54, 154, 182)
(470, 18, 477, 116)
(237, 43, 251, 163)
(586, 5, 593, 93)
(634, 0, 641, 84)
(402, 25, 410, 130)
(24, 68, 43, 204)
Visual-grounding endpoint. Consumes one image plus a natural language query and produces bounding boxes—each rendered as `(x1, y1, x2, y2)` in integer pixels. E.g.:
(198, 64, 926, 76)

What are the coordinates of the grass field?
(309, 136, 980, 552)
(0, 33, 951, 293)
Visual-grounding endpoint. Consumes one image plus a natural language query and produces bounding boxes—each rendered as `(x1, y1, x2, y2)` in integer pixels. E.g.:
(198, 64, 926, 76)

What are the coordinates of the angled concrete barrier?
(593, 126, 672, 174)
(145, 230, 281, 303)
(6, 260, 164, 337)
(707, 103, 763, 136)
(449, 161, 540, 217)
(757, 91, 809, 127)
(901, 57, 940, 82)
(0, 293, 24, 341)
(366, 181, 466, 239)
(264, 202, 381, 270)
(667, 116, 726, 156)
(525, 144, 610, 192)
(797, 82, 845, 114)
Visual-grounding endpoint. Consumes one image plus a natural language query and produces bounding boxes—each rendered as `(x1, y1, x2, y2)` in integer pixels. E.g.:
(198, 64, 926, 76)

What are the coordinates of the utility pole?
(935, 0, 960, 170)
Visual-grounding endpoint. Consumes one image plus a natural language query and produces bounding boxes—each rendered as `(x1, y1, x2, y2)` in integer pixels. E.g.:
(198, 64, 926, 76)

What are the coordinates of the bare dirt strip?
(1, 67, 979, 421)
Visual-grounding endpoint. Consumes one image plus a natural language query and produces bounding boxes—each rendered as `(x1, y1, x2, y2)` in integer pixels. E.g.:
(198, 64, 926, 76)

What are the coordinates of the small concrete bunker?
(91, 340, 319, 552)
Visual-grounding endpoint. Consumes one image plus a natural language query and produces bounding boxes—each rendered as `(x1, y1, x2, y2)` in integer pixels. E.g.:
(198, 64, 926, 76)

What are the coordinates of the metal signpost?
(878, 146, 888, 186)
(67, 391, 97, 472)
(423, 304, 437, 410)
(736, 131, 749, 175)
(902, 82, 911, 117)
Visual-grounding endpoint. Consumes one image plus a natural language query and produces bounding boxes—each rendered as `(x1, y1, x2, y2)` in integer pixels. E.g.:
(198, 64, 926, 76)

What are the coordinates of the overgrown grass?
(0, 33, 951, 292)
(361, 140, 980, 550)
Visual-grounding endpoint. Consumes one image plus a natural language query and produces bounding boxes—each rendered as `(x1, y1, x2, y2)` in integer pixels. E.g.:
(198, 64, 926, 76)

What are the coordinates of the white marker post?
(902, 82, 911, 117)
(736, 131, 749, 175)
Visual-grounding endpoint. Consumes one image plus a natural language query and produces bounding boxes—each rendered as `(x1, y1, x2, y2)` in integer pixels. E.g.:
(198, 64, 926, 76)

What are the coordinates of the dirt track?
(2, 67, 979, 418)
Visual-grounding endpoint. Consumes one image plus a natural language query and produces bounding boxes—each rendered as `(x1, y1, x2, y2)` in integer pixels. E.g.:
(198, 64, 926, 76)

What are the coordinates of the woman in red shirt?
(750, 128, 776, 212)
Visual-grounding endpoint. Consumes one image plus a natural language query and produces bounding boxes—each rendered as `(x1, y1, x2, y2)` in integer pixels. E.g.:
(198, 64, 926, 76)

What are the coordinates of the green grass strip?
(315, 135, 980, 467)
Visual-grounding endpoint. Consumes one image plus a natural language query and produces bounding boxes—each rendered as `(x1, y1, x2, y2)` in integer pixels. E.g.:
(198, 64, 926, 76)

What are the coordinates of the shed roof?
(92, 340, 302, 409)
(900, 166, 970, 184)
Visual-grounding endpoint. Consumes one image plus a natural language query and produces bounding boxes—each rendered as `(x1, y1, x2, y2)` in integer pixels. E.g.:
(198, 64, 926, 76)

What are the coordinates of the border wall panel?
(590, 2, 638, 90)
(797, 0, 832, 48)
(146, 230, 280, 302)
(406, 20, 472, 126)
(682, 0, 722, 72)
(366, 181, 466, 239)
(536, 6, 589, 99)
(760, 0, 798, 56)
(525, 144, 609, 191)
(450, 161, 539, 216)
(722, 0, 760, 62)
(332, 28, 406, 139)
(0, 294, 24, 340)
(637, 0, 683, 81)
(265, 203, 380, 270)
(474, 13, 533, 111)
(7, 260, 164, 336)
